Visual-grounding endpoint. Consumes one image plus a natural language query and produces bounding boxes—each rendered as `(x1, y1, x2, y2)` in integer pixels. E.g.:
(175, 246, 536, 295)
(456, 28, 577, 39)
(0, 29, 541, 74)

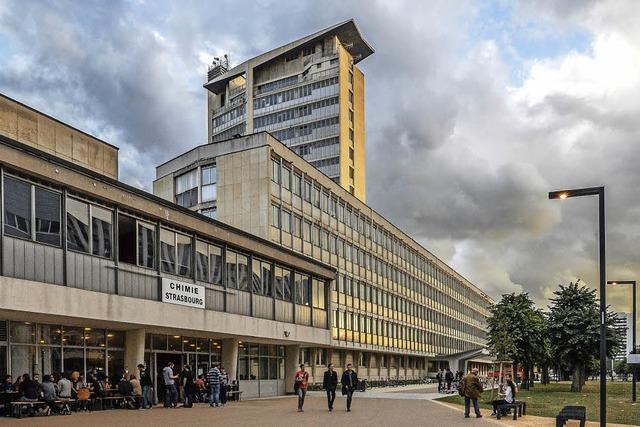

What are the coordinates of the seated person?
(56, 373, 73, 399)
(117, 373, 136, 409)
(491, 377, 516, 416)
(40, 375, 61, 414)
(129, 374, 143, 408)
(18, 374, 39, 402)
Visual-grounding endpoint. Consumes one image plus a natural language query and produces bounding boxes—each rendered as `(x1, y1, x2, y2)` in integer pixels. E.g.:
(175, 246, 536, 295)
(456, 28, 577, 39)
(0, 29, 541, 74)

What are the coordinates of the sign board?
(628, 354, 640, 365)
(162, 278, 205, 309)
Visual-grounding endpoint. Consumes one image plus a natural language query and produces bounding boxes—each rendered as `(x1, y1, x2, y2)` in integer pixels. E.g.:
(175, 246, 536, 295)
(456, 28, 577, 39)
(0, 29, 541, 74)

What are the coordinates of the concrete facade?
(204, 19, 371, 201)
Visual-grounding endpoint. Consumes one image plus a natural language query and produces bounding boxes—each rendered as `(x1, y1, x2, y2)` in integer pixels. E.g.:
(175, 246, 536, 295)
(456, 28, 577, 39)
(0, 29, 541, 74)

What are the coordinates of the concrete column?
(124, 329, 146, 374)
(284, 345, 300, 394)
(221, 338, 239, 382)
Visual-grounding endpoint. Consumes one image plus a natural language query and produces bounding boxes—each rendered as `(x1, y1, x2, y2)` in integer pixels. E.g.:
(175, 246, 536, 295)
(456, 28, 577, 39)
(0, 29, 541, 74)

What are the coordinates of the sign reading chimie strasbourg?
(162, 278, 205, 309)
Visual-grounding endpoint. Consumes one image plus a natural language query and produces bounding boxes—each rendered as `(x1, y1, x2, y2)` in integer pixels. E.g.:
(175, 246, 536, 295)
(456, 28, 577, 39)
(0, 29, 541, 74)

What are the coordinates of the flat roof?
(205, 19, 374, 93)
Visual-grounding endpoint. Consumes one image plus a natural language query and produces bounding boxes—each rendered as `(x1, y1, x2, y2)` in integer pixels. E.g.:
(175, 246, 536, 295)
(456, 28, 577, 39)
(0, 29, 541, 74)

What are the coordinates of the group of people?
(458, 368, 517, 419)
(294, 363, 358, 413)
(160, 361, 230, 408)
(436, 368, 464, 392)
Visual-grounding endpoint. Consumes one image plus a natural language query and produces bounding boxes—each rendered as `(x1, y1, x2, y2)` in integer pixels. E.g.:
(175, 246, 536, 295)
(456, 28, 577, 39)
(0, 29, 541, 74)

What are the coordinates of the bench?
(496, 401, 526, 420)
(94, 396, 126, 410)
(11, 399, 74, 418)
(556, 405, 586, 427)
(227, 390, 243, 401)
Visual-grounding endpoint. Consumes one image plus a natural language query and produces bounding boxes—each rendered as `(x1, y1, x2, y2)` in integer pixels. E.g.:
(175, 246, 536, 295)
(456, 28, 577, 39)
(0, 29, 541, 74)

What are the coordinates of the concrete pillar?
(221, 338, 239, 382)
(124, 329, 146, 374)
(284, 345, 300, 394)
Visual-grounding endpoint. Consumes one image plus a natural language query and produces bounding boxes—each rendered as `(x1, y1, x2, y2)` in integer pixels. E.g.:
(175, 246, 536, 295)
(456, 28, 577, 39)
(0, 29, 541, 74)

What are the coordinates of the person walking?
(207, 363, 221, 407)
(180, 365, 195, 408)
(295, 364, 309, 412)
(436, 369, 444, 392)
(461, 368, 483, 418)
(445, 368, 454, 391)
(322, 363, 338, 411)
(138, 364, 153, 409)
(162, 361, 179, 408)
(341, 363, 358, 412)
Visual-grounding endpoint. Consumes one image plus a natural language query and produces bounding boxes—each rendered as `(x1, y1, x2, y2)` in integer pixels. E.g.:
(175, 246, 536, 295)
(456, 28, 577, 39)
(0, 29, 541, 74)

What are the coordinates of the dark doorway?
(155, 353, 182, 403)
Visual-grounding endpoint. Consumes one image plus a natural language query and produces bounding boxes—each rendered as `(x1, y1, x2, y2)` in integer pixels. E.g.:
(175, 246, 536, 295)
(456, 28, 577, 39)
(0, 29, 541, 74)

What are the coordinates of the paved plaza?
(2, 393, 503, 427)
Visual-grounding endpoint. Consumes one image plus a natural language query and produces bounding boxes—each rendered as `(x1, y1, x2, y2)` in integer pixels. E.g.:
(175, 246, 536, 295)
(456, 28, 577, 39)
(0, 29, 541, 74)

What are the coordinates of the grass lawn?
(438, 381, 640, 425)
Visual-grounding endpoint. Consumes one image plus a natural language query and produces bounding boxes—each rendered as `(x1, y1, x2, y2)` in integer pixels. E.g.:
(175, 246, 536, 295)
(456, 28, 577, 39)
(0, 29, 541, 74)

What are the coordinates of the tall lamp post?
(549, 186, 606, 427)
(607, 280, 637, 402)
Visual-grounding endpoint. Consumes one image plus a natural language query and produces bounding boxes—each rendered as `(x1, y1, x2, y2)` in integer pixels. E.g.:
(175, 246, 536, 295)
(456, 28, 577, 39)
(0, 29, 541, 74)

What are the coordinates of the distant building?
(613, 312, 633, 360)
(204, 19, 372, 201)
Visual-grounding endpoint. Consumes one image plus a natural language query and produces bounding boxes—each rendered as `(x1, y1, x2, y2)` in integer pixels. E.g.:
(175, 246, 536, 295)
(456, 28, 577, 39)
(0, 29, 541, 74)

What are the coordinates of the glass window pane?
(138, 222, 156, 268)
(252, 260, 262, 294)
(237, 254, 248, 291)
(226, 250, 237, 288)
(261, 262, 271, 296)
(202, 184, 216, 202)
(274, 267, 283, 299)
(92, 206, 112, 258)
(10, 321, 34, 344)
(196, 241, 208, 282)
(41, 346, 62, 377)
(86, 349, 105, 380)
(176, 233, 192, 277)
(107, 331, 125, 348)
(40, 324, 62, 345)
(66, 198, 90, 252)
(168, 335, 182, 351)
(210, 245, 222, 285)
(117, 214, 136, 265)
(63, 326, 84, 347)
(161, 229, 176, 273)
(35, 188, 60, 245)
(11, 345, 34, 378)
(283, 269, 292, 301)
(107, 350, 124, 379)
(3, 177, 31, 239)
(84, 328, 106, 347)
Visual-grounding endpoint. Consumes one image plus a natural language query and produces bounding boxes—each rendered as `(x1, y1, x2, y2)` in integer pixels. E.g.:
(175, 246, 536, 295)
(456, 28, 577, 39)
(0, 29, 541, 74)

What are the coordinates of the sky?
(1, 0, 640, 313)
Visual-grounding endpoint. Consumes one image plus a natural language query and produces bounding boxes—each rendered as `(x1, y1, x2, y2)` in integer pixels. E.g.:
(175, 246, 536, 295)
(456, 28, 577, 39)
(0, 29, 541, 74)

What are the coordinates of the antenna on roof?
(207, 54, 230, 81)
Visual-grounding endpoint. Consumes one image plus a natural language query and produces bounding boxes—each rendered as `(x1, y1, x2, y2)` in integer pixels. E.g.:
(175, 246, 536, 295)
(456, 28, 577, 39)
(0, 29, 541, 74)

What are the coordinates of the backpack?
(458, 378, 466, 396)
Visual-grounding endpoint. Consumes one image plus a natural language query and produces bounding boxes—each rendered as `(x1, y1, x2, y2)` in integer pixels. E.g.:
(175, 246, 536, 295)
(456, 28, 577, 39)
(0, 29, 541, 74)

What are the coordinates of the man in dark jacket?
(341, 363, 358, 412)
(445, 368, 454, 391)
(462, 368, 483, 418)
(138, 364, 153, 409)
(322, 363, 338, 411)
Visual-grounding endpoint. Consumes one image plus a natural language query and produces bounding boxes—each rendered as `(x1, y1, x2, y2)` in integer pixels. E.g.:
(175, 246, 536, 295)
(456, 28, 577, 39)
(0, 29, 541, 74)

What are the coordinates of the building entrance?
(154, 352, 182, 404)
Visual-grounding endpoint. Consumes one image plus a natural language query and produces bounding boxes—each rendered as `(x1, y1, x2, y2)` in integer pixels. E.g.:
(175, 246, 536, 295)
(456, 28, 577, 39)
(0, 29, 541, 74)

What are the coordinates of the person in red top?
(295, 364, 309, 412)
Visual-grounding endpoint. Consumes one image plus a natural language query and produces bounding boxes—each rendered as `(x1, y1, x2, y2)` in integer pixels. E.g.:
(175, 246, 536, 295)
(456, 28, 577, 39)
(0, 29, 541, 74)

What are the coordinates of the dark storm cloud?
(2, 0, 640, 313)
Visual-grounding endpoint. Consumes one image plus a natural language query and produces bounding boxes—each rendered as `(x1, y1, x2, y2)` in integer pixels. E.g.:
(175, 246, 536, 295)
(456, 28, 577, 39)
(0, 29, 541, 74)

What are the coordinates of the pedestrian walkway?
(0, 394, 507, 427)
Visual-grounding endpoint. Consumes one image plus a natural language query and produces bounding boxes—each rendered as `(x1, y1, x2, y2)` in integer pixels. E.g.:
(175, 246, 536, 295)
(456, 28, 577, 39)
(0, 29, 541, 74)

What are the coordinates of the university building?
(0, 94, 336, 398)
(205, 19, 370, 201)
(154, 132, 494, 382)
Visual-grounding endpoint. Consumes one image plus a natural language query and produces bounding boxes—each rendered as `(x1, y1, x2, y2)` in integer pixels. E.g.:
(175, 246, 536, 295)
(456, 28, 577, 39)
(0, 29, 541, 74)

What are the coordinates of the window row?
(253, 76, 339, 110)
(254, 96, 338, 129)
(212, 103, 246, 129)
(270, 116, 338, 142)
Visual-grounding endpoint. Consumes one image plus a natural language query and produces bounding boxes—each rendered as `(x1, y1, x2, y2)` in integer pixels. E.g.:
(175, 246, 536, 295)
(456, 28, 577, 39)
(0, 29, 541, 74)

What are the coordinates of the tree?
(547, 281, 624, 392)
(486, 293, 546, 389)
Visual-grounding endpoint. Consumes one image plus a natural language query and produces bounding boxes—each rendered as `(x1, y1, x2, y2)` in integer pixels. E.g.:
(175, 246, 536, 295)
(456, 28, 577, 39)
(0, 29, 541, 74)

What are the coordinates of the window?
(349, 110, 354, 123)
(91, 206, 112, 258)
(176, 233, 192, 276)
(295, 273, 311, 305)
(66, 198, 90, 253)
(3, 177, 32, 240)
(251, 259, 272, 296)
(348, 71, 353, 84)
(348, 90, 353, 104)
(137, 222, 155, 268)
(312, 279, 325, 309)
(281, 209, 291, 233)
(303, 179, 311, 202)
(201, 165, 217, 202)
(349, 128, 354, 141)
(292, 215, 302, 238)
(282, 166, 291, 190)
(175, 170, 198, 208)
(160, 229, 176, 274)
(237, 253, 248, 290)
(349, 147, 354, 161)
(315, 348, 328, 366)
(312, 186, 320, 207)
(210, 245, 223, 285)
(196, 241, 209, 282)
(271, 204, 280, 228)
(271, 159, 280, 184)
(35, 187, 61, 246)
(292, 173, 302, 196)
(274, 266, 292, 301)
(226, 250, 237, 288)
(201, 207, 217, 220)
(303, 220, 311, 242)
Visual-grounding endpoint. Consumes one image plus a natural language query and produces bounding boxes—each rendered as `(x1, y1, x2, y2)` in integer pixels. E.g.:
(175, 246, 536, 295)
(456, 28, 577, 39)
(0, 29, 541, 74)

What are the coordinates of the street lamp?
(549, 186, 606, 427)
(607, 280, 637, 402)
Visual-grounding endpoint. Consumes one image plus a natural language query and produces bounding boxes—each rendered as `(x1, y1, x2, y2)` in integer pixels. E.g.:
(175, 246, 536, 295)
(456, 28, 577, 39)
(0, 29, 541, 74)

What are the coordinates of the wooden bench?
(556, 405, 586, 427)
(94, 396, 126, 410)
(11, 399, 74, 418)
(227, 390, 243, 401)
(496, 401, 526, 420)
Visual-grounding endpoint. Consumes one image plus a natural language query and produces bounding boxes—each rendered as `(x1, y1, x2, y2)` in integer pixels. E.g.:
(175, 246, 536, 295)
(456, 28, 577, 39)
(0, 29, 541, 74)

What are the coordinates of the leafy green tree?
(547, 281, 623, 392)
(486, 293, 546, 388)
